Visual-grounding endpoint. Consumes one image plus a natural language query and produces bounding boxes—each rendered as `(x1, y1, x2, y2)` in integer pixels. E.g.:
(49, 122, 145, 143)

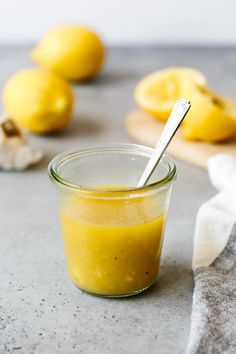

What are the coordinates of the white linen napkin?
(187, 153, 236, 354)
(192, 154, 236, 271)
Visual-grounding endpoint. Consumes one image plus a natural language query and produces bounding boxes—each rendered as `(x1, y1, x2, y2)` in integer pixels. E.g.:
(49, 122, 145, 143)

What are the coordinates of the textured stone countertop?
(2, 46, 233, 354)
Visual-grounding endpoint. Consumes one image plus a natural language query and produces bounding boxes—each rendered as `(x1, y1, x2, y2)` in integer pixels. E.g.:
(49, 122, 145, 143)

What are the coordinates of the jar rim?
(48, 143, 178, 195)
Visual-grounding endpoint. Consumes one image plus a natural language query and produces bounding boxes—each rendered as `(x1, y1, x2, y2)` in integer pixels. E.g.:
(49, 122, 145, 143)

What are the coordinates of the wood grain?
(126, 110, 236, 169)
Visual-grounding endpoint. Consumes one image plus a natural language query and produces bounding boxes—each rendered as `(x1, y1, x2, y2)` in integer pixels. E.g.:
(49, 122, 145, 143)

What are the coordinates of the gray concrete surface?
(2, 46, 233, 353)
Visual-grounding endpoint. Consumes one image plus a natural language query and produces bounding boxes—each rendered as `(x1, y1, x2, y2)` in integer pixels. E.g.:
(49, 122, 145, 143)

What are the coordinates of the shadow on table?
(122, 263, 193, 301)
(27, 115, 104, 171)
(52, 114, 104, 138)
(26, 151, 55, 172)
(148, 264, 193, 296)
(72, 71, 137, 86)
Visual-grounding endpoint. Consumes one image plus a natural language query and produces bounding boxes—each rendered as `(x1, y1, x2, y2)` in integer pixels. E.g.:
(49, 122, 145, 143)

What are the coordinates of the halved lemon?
(134, 67, 207, 121)
(182, 86, 236, 142)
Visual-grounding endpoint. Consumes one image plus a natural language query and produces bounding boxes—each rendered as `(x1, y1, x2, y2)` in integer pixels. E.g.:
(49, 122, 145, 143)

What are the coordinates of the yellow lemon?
(31, 25, 105, 81)
(134, 67, 207, 121)
(182, 85, 236, 142)
(2, 68, 73, 134)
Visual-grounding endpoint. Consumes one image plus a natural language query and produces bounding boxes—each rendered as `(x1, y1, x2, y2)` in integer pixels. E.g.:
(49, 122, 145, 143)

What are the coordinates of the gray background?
(1, 46, 230, 353)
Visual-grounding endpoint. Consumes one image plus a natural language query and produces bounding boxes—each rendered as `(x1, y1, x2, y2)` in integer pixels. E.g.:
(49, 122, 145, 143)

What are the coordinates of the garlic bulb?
(0, 116, 43, 170)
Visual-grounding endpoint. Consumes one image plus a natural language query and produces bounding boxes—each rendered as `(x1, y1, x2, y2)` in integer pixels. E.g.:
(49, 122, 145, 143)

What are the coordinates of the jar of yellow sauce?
(48, 144, 177, 297)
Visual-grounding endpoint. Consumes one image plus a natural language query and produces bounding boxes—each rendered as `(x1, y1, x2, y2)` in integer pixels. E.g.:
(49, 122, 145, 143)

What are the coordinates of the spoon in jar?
(137, 98, 191, 187)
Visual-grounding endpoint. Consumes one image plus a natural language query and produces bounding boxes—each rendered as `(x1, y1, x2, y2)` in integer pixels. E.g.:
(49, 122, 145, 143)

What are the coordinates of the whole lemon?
(31, 25, 105, 81)
(2, 68, 74, 134)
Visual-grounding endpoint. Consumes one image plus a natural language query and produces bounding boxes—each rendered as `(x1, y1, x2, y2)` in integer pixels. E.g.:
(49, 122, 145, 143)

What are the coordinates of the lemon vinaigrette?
(60, 187, 166, 296)
(49, 144, 177, 297)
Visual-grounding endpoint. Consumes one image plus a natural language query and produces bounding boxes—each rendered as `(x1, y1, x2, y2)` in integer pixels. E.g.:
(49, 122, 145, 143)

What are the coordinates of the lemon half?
(182, 86, 236, 142)
(134, 67, 207, 121)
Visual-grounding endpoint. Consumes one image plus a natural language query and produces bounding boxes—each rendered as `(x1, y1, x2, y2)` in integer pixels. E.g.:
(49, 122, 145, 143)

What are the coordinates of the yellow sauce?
(60, 187, 166, 296)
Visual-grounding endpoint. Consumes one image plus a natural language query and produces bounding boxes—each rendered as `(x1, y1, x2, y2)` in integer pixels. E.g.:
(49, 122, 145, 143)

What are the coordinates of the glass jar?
(48, 143, 177, 297)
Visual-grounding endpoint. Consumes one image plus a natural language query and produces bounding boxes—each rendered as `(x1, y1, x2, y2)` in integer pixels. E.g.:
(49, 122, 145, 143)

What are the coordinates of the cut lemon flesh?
(134, 67, 207, 121)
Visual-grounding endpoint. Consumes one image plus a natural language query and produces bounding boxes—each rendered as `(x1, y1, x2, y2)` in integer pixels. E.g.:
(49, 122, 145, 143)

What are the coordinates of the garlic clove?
(0, 115, 43, 171)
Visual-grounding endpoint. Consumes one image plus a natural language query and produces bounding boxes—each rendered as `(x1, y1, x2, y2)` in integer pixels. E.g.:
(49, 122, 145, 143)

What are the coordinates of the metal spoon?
(138, 98, 191, 187)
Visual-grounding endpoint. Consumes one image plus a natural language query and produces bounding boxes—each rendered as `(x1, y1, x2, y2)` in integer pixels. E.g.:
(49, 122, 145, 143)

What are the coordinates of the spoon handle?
(137, 99, 191, 187)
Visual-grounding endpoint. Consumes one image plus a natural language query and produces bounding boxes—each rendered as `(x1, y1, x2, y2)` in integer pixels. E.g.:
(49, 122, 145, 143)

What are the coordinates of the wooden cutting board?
(126, 110, 236, 169)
